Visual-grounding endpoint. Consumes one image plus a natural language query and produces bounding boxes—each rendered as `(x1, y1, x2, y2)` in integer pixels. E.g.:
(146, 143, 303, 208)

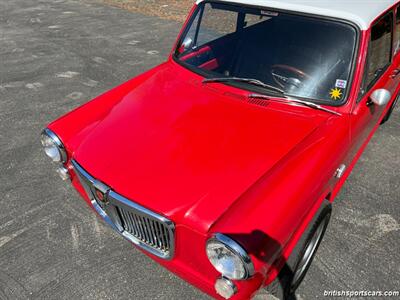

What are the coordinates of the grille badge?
(95, 189, 105, 202)
(93, 180, 110, 205)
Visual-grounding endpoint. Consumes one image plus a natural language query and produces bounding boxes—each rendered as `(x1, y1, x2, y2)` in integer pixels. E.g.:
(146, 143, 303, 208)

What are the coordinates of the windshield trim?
(172, 0, 361, 107)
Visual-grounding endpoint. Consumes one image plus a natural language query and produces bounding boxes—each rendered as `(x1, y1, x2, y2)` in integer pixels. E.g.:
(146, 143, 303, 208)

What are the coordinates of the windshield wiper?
(203, 77, 285, 94)
(248, 94, 342, 116)
(203, 77, 341, 116)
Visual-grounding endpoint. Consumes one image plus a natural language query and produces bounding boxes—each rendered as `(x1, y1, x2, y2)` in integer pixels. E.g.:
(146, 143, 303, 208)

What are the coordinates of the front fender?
(209, 113, 350, 284)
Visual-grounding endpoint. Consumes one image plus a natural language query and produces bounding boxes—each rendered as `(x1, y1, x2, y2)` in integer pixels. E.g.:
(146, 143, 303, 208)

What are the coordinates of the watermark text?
(324, 290, 399, 298)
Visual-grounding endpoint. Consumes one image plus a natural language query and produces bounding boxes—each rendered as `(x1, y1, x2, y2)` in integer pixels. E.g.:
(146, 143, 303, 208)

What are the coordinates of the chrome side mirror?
(182, 37, 193, 51)
(370, 89, 391, 106)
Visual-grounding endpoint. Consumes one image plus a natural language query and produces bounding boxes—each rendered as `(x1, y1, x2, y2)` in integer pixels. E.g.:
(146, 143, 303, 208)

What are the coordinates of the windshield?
(174, 2, 357, 104)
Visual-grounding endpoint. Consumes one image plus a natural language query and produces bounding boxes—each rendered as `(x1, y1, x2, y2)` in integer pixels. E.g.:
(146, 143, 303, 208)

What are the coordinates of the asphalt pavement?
(0, 0, 399, 299)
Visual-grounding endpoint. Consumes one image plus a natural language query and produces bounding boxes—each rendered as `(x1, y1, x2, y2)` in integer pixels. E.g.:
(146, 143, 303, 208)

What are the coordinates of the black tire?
(381, 95, 399, 125)
(266, 200, 332, 300)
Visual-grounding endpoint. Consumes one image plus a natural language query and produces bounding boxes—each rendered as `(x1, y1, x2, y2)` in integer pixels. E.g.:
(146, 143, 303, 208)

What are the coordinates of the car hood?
(73, 63, 330, 233)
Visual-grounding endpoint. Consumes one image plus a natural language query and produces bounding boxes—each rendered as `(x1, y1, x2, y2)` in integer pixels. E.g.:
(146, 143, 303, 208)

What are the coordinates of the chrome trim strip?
(71, 159, 175, 259)
(42, 128, 68, 163)
(71, 160, 122, 232)
(207, 233, 255, 279)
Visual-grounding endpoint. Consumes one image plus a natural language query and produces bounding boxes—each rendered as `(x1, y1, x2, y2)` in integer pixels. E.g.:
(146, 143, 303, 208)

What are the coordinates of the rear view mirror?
(370, 89, 391, 106)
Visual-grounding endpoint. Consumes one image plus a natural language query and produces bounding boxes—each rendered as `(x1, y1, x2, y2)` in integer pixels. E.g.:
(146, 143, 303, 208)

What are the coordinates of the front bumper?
(68, 161, 264, 299)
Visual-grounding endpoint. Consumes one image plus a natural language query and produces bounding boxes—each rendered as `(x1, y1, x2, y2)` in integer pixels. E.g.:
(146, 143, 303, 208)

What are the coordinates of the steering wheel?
(271, 64, 311, 90)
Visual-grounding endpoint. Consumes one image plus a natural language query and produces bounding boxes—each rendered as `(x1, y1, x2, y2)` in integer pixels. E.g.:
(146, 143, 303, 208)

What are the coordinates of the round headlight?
(206, 234, 254, 280)
(41, 129, 67, 163)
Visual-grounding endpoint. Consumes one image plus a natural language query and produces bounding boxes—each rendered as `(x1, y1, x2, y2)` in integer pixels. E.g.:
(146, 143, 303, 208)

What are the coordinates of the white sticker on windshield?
(335, 79, 347, 89)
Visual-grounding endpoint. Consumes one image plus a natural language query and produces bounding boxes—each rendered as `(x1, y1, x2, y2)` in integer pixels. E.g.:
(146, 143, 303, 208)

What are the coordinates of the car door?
(350, 9, 400, 153)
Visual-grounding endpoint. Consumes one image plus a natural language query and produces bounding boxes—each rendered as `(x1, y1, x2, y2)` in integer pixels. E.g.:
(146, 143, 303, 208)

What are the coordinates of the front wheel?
(266, 201, 332, 299)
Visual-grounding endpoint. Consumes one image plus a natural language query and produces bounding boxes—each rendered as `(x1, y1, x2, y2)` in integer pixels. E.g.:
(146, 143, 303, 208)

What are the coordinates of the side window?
(365, 13, 393, 89)
(394, 7, 400, 55)
(197, 3, 238, 46)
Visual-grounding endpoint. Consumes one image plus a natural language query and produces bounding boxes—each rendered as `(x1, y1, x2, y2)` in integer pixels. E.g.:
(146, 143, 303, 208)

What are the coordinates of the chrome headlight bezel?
(41, 128, 67, 163)
(206, 233, 254, 280)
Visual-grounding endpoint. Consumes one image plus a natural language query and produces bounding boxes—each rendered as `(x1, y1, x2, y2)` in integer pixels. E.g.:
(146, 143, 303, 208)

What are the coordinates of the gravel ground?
(94, 0, 194, 21)
(0, 0, 399, 300)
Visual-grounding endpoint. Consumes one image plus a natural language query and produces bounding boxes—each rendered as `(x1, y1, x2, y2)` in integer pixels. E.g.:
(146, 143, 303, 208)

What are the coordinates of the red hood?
(73, 63, 330, 233)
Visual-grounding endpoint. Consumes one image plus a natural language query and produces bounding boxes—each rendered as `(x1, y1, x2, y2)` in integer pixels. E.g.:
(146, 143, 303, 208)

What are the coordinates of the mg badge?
(95, 189, 106, 203)
(93, 181, 110, 206)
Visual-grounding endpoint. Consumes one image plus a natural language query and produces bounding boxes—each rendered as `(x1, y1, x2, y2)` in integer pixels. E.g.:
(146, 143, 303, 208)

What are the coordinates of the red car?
(41, 0, 399, 299)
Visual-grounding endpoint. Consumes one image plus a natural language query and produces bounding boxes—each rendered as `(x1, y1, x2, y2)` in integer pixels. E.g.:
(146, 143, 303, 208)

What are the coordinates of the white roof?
(197, 0, 399, 30)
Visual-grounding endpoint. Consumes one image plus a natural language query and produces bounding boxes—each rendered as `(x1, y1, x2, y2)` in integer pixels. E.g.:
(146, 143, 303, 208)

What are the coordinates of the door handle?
(390, 69, 400, 78)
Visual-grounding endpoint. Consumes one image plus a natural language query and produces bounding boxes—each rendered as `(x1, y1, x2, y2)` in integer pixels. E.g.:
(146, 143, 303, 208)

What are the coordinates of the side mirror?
(177, 38, 193, 54)
(182, 37, 193, 51)
(370, 89, 391, 106)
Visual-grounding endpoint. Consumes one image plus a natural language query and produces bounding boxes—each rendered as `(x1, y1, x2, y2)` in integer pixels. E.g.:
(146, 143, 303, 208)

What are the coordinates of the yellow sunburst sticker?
(330, 88, 342, 100)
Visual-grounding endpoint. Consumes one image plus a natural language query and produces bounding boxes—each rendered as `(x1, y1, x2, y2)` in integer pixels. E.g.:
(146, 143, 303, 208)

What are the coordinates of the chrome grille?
(116, 206, 172, 252)
(72, 160, 175, 259)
